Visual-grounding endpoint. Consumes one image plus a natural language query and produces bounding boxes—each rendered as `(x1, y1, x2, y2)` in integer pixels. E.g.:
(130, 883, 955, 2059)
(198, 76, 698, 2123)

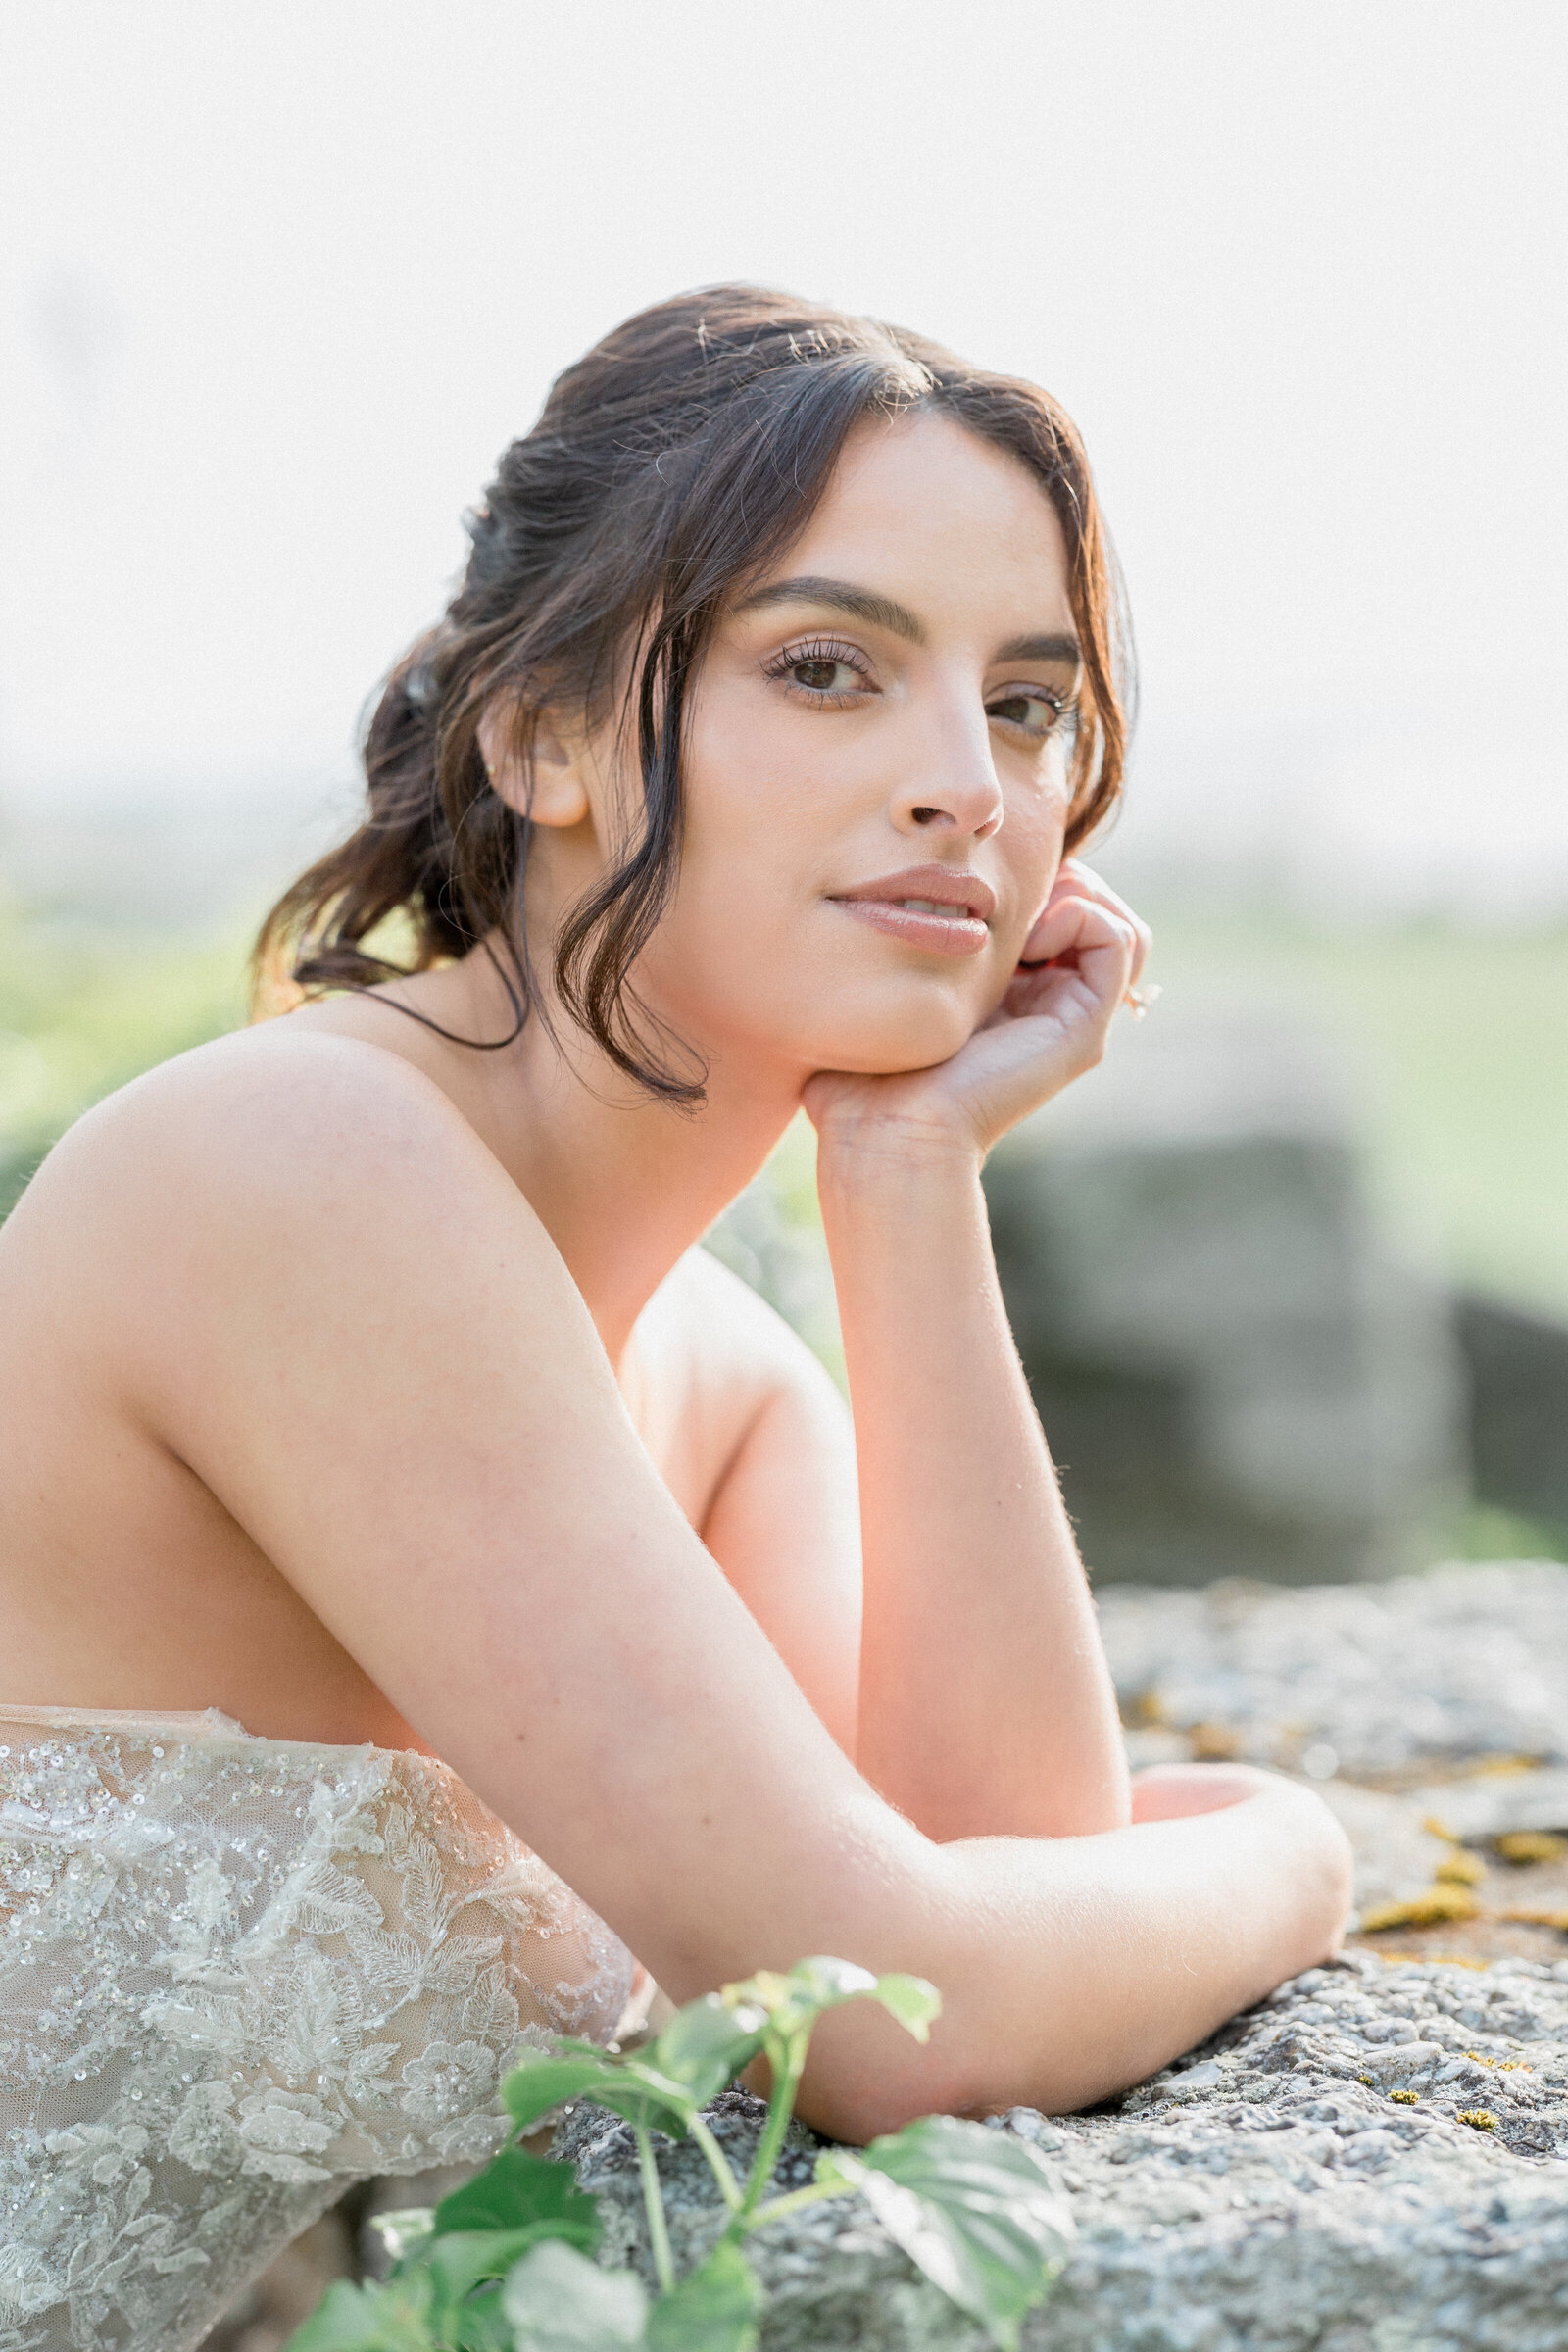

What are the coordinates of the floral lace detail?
(0, 1707, 640, 2352)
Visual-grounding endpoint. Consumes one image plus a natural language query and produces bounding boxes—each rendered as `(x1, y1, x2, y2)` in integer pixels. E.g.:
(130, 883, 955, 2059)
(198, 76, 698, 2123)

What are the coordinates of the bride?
(0, 286, 1349, 2348)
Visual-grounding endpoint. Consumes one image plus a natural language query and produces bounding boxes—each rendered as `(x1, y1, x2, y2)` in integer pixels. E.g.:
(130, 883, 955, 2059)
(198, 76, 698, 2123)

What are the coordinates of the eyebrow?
(736, 574, 1080, 668)
(737, 574, 927, 643)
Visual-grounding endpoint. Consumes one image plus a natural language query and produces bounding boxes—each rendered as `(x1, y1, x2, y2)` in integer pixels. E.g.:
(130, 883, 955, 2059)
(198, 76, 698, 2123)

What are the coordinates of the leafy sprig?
(285, 1958, 1072, 2352)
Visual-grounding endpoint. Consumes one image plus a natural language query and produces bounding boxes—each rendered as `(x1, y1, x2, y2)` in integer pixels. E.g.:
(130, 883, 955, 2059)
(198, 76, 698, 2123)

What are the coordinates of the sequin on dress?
(0, 1706, 641, 2351)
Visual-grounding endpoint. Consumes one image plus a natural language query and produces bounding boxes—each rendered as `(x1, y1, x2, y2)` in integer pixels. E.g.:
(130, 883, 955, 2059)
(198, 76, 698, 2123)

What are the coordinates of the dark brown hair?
(254, 284, 1134, 1100)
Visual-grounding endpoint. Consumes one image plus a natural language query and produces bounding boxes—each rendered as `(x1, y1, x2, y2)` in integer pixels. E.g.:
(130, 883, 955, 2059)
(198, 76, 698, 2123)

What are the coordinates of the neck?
(383, 950, 804, 1363)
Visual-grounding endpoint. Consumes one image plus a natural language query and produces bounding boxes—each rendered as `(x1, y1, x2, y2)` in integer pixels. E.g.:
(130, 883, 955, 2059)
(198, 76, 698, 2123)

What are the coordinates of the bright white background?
(2, 1, 1564, 916)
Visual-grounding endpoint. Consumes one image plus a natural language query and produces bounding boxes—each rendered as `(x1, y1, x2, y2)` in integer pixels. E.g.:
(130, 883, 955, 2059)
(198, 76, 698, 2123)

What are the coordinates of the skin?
(0, 409, 1351, 2138)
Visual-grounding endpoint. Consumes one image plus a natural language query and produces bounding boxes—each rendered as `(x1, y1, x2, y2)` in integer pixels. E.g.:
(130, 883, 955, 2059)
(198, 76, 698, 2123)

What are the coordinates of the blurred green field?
(3, 901, 1565, 1332)
(0, 906, 251, 1216)
(1143, 913, 1568, 1319)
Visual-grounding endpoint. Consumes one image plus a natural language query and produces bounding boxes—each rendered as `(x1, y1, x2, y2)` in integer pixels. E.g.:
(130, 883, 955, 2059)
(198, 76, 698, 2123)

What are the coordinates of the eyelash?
(762, 637, 1075, 739)
(988, 685, 1075, 740)
(762, 637, 874, 706)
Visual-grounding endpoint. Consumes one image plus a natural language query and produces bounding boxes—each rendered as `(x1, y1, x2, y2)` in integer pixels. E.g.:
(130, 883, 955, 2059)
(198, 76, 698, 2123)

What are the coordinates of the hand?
(804, 860, 1152, 1170)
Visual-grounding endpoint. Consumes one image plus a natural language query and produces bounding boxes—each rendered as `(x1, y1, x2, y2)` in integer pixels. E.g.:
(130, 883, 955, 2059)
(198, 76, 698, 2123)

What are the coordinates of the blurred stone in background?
(1458, 1297, 1568, 1551)
(982, 1007, 1468, 1585)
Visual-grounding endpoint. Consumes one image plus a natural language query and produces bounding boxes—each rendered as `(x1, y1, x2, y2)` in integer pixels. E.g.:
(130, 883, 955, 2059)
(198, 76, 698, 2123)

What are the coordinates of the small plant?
(286, 1957, 1073, 2352)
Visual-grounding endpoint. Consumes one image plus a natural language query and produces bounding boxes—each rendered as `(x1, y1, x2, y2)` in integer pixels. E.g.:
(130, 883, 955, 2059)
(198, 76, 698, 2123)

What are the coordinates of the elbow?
(1245, 1772, 1354, 1984)
(792, 2012, 992, 2147)
(795, 2064, 984, 2148)
(1298, 1787, 1355, 1963)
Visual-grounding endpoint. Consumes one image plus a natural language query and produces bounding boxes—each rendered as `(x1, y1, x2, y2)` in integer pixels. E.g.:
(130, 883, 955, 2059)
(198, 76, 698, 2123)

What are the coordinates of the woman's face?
(573, 408, 1085, 1086)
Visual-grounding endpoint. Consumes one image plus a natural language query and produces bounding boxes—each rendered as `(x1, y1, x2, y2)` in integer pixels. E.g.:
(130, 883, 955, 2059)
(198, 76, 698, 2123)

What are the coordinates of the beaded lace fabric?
(0, 1706, 641, 2352)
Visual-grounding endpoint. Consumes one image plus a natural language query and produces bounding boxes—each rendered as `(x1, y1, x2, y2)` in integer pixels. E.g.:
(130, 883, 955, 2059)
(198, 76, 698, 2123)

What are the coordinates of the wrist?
(814, 1115, 985, 1213)
(817, 1119, 987, 1232)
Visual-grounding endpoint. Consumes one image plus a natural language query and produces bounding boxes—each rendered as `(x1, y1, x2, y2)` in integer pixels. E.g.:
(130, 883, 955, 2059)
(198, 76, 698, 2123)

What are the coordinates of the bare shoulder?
(18, 1022, 514, 1239)
(1, 1023, 572, 1394)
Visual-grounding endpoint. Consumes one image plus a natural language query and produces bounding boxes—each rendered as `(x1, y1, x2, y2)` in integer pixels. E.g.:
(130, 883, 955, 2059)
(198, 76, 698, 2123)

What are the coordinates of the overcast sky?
(2, 1, 1564, 910)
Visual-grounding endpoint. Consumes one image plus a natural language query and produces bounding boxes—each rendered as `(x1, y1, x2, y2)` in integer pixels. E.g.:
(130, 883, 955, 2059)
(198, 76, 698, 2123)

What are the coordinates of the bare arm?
(631, 1250, 861, 1752)
(46, 1027, 1348, 2140)
(820, 1145, 1121, 1840)
(805, 861, 1148, 1843)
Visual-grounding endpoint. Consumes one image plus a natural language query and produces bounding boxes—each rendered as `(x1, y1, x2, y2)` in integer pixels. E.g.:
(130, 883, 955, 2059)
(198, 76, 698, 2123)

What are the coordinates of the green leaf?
(589, 2068, 702, 2140)
(503, 2053, 634, 2134)
(502, 2049, 697, 2142)
(817, 2117, 1074, 2351)
(426, 2226, 601, 2307)
(282, 2277, 434, 2352)
(645, 2241, 762, 2352)
(452, 2292, 514, 2352)
(435, 2146, 602, 2246)
(866, 1975, 943, 2044)
(367, 2209, 436, 2275)
(647, 1994, 767, 2105)
(501, 2239, 649, 2349)
(720, 1957, 941, 2047)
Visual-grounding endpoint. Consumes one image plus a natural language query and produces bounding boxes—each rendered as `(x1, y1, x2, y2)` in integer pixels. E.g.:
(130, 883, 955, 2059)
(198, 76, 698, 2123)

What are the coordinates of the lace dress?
(0, 1706, 641, 2352)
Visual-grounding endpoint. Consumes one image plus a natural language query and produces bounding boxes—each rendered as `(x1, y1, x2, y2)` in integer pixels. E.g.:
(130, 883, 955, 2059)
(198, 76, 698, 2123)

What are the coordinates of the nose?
(889, 694, 1004, 843)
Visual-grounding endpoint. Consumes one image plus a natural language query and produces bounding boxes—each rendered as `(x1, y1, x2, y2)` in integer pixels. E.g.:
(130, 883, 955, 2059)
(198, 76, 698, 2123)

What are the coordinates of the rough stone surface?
(1102, 1558, 1568, 1777)
(550, 1560, 1568, 2345)
(557, 1956, 1568, 2350)
(217, 1559, 1568, 2340)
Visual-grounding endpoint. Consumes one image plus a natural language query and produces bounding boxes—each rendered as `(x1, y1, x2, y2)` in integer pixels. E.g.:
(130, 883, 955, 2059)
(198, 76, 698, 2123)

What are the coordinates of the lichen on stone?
(1360, 1884, 1482, 1931)
(1496, 1830, 1568, 1865)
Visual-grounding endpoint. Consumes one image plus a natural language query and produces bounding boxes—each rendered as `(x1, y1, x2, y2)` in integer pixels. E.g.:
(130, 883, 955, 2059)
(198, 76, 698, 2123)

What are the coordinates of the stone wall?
(984, 1010, 1467, 1584)
(551, 1561, 1568, 2351)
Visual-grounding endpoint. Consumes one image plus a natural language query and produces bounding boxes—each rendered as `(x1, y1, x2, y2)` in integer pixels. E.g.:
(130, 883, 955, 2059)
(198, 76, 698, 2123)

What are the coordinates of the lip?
(827, 864, 996, 958)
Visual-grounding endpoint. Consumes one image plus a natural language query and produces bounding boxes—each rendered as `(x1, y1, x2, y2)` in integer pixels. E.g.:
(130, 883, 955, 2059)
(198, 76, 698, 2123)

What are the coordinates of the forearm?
(818, 1134, 1126, 1841)
(796, 1770, 1353, 2142)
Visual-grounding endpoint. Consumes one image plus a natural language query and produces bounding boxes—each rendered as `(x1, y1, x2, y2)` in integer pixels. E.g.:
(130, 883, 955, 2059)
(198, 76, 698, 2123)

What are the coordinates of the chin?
(790, 998, 979, 1078)
(663, 960, 986, 1083)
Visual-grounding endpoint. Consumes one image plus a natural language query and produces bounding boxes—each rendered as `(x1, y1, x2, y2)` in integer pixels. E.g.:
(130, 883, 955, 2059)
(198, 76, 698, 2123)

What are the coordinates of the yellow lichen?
(1457, 2109, 1497, 2131)
(1472, 1756, 1540, 1779)
(1421, 1814, 1460, 1844)
(1495, 1830, 1568, 1866)
(1357, 2072, 1373, 2085)
(1390, 2089, 1420, 2104)
(1498, 1905, 1568, 1932)
(1359, 1885, 1482, 1932)
(1464, 2052, 1531, 2072)
(1434, 1852, 1486, 1886)
(1188, 1722, 1241, 1761)
(1431, 1953, 1489, 1970)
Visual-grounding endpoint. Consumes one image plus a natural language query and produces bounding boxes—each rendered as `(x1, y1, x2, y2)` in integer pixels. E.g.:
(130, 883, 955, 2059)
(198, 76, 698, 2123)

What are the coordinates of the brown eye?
(987, 687, 1067, 737)
(764, 639, 876, 701)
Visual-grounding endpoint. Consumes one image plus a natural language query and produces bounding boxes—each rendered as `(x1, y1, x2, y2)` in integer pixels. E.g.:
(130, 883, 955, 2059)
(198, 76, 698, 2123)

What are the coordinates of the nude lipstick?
(827, 864, 995, 957)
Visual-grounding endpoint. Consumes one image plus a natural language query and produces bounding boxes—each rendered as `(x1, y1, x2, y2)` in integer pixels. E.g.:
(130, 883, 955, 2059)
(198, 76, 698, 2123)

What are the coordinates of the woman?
(0, 287, 1349, 2348)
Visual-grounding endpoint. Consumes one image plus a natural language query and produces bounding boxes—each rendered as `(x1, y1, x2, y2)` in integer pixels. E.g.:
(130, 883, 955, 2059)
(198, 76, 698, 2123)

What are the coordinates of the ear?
(477, 698, 591, 830)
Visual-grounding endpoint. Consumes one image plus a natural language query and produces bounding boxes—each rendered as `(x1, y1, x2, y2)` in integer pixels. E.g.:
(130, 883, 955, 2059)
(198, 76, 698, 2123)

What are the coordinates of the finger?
(1013, 895, 1137, 1013)
(1019, 886, 1136, 978)
(1043, 860, 1152, 984)
(1057, 861, 1152, 984)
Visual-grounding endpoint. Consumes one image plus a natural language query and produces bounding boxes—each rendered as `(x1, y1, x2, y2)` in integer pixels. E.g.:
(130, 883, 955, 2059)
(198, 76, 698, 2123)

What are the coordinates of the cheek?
(1004, 779, 1072, 921)
(644, 727, 813, 988)
(674, 699, 838, 906)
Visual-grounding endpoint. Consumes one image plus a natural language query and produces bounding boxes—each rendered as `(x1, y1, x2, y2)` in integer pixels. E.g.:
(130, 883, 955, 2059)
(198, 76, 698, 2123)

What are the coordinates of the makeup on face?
(826, 863, 995, 957)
